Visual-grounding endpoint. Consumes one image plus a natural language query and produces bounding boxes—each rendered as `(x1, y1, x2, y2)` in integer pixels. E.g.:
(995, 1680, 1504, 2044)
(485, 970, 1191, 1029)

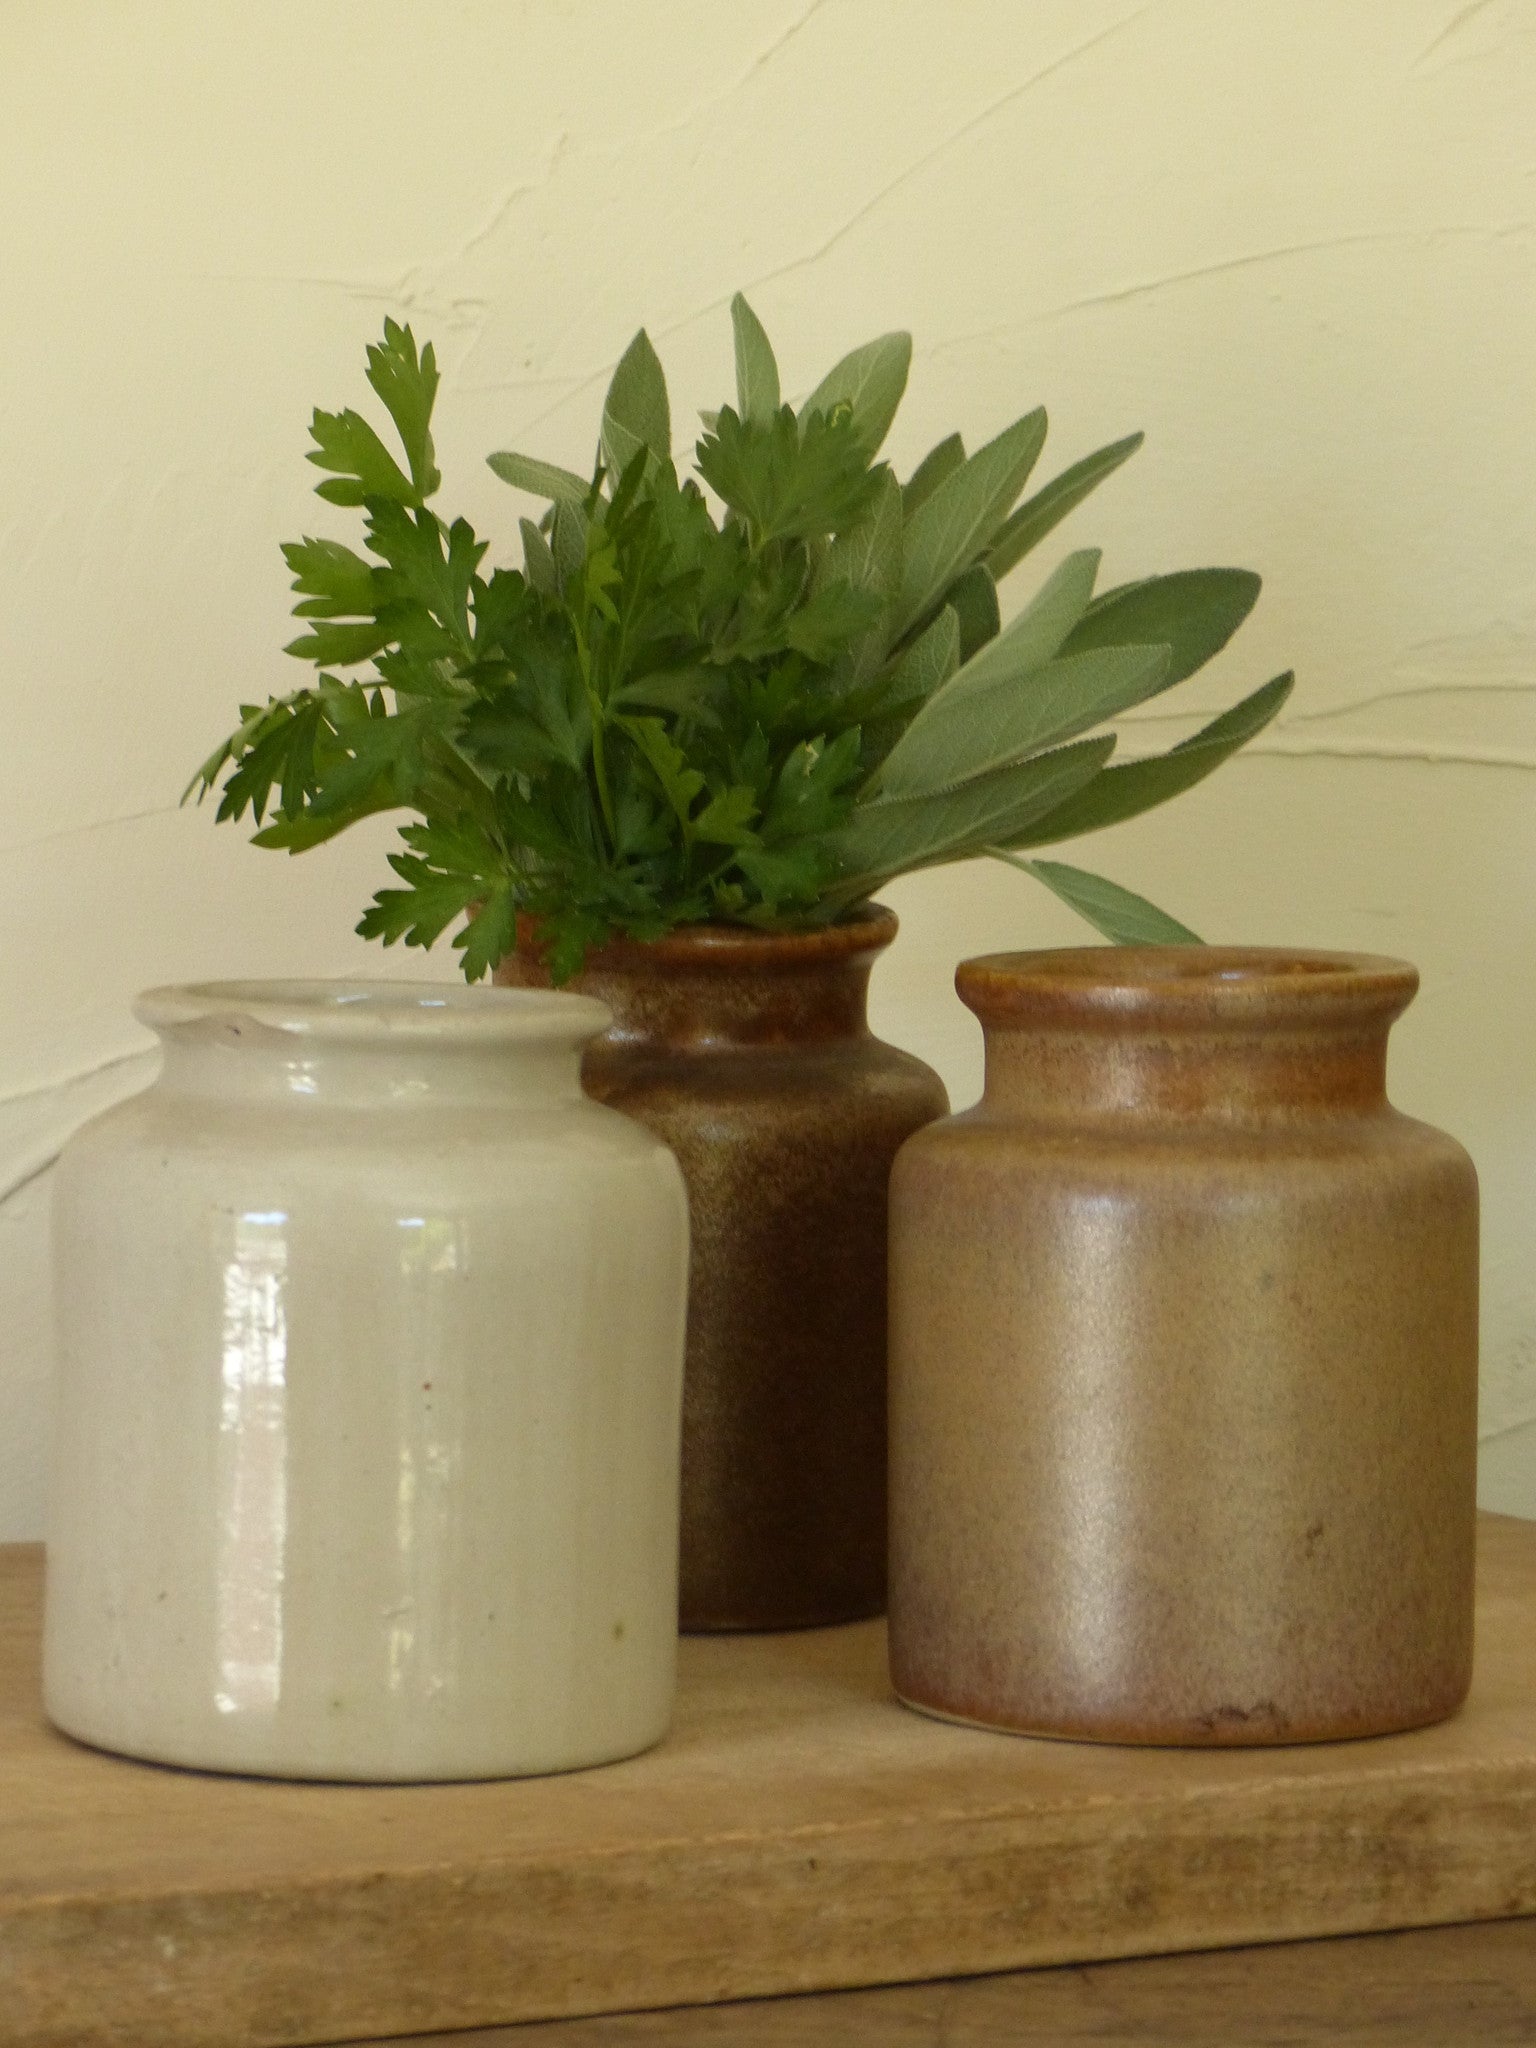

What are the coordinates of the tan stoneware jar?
(889, 947, 1479, 1746)
(498, 906, 949, 1632)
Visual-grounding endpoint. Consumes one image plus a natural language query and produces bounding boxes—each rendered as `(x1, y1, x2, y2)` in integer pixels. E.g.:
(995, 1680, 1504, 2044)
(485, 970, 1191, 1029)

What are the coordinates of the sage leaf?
(799, 330, 912, 458)
(551, 500, 586, 587)
(1062, 568, 1261, 687)
(487, 450, 591, 510)
(987, 432, 1142, 582)
(967, 548, 1101, 679)
(872, 605, 961, 723)
(601, 328, 671, 478)
(946, 562, 1000, 661)
(903, 432, 965, 516)
(873, 550, 1100, 790)
(827, 733, 1114, 895)
(991, 850, 1202, 943)
(731, 292, 781, 425)
(875, 642, 1168, 800)
(1013, 672, 1294, 846)
(519, 517, 557, 594)
(894, 409, 1048, 637)
(818, 469, 903, 679)
(818, 468, 902, 601)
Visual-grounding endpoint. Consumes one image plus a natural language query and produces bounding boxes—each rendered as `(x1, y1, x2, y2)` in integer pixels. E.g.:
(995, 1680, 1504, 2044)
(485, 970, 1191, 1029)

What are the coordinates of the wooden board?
(365, 1918, 1536, 2046)
(2, 1518, 1536, 2048)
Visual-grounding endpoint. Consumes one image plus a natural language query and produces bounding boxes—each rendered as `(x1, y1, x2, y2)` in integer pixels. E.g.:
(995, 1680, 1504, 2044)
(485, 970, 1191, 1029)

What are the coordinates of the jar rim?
(135, 978, 612, 1044)
(515, 903, 897, 975)
(957, 946, 1418, 1030)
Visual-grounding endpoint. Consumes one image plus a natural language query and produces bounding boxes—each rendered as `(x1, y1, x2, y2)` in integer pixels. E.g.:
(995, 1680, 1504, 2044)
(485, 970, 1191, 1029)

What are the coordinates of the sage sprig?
(189, 299, 1291, 979)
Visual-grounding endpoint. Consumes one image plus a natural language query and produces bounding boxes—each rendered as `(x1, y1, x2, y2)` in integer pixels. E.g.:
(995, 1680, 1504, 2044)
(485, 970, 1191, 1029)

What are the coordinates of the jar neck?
(154, 1029, 587, 1110)
(960, 946, 1415, 1123)
(979, 1024, 1393, 1123)
(570, 958, 877, 1052)
(500, 911, 897, 1054)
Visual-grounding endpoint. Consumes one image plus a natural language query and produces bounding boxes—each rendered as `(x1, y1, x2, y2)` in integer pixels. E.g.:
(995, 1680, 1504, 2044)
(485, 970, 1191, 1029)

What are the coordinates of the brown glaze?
(497, 907, 948, 1631)
(888, 947, 1479, 1745)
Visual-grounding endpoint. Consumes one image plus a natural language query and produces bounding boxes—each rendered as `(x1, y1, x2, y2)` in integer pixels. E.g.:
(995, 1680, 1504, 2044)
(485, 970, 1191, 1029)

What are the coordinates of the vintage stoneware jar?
(46, 980, 689, 1780)
(499, 907, 948, 1631)
(889, 947, 1478, 1745)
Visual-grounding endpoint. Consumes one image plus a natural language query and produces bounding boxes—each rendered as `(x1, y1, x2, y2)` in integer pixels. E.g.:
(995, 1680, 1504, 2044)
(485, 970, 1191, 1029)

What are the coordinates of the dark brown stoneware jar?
(498, 905, 948, 1632)
(889, 947, 1478, 1745)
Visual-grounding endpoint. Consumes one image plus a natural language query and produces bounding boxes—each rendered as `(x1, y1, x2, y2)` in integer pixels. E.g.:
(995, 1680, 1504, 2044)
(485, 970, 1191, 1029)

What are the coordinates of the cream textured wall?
(3, 1, 1533, 1537)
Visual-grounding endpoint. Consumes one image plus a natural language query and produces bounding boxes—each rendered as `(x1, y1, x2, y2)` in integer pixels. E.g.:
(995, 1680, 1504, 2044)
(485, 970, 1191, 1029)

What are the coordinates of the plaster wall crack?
(456, 5, 1164, 441)
(1481, 1412, 1536, 1445)
(438, 130, 573, 270)
(722, 1, 1160, 306)
(1414, 0, 1502, 70)
(1114, 721, 1536, 770)
(0, 1049, 149, 1119)
(567, 0, 839, 174)
(1, 1152, 59, 1210)
(1286, 681, 1536, 724)
(0, 803, 177, 860)
(0, 1048, 156, 1210)
(745, 0, 836, 80)
(1043, 225, 1516, 317)
(1240, 737, 1536, 771)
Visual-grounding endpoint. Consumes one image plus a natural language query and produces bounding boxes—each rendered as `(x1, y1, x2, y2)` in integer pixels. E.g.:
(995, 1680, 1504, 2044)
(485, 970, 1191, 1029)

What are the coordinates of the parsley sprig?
(189, 299, 1291, 980)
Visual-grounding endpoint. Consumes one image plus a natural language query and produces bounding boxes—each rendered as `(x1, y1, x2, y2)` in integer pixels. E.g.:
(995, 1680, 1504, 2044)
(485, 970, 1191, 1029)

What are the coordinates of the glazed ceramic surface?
(46, 981, 689, 1781)
(889, 948, 1479, 1745)
(499, 908, 948, 1631)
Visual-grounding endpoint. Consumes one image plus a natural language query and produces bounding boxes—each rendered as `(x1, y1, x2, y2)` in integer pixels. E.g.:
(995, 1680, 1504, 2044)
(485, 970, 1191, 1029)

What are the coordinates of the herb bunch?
(189, 297, 1292, 981)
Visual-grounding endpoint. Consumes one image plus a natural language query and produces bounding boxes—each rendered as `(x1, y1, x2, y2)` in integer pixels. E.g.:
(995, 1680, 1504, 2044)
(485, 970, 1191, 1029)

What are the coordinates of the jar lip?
(135, 979, 612, 1044)
(518, 904, 897, 974)
(958, 946, 1419, 1028)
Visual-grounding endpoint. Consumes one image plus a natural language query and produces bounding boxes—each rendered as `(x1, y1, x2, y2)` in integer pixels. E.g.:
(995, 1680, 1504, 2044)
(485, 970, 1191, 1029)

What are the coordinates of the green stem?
(574, 621, 617, 848)
(982, 846, 1039, 880)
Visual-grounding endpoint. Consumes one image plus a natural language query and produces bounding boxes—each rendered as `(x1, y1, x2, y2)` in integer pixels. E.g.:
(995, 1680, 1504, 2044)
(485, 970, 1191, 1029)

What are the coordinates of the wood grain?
(2, 1518, 1535, 2048)
(362, 1918, 1536, 2046)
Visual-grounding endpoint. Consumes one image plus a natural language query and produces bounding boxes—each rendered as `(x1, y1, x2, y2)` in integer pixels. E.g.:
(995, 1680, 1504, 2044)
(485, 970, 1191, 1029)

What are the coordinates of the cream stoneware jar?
(45, 980, 690, 1782)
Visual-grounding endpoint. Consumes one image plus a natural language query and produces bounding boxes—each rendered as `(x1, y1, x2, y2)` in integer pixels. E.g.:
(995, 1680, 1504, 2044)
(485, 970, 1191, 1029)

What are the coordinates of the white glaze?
(44, 981, 689, 1781)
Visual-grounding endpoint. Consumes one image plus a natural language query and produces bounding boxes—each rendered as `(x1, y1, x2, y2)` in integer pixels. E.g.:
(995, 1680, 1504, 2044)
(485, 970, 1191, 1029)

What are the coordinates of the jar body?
(500, 910, 948, 1630)
(889, 948, 1479, 1745)
(45, 983, 689, 1780)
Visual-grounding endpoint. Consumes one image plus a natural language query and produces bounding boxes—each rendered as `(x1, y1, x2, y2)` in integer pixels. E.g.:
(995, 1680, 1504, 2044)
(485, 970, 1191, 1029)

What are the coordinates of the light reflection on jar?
(214, 1210, 289, 1715)
(389, 1214, 468, 1697)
